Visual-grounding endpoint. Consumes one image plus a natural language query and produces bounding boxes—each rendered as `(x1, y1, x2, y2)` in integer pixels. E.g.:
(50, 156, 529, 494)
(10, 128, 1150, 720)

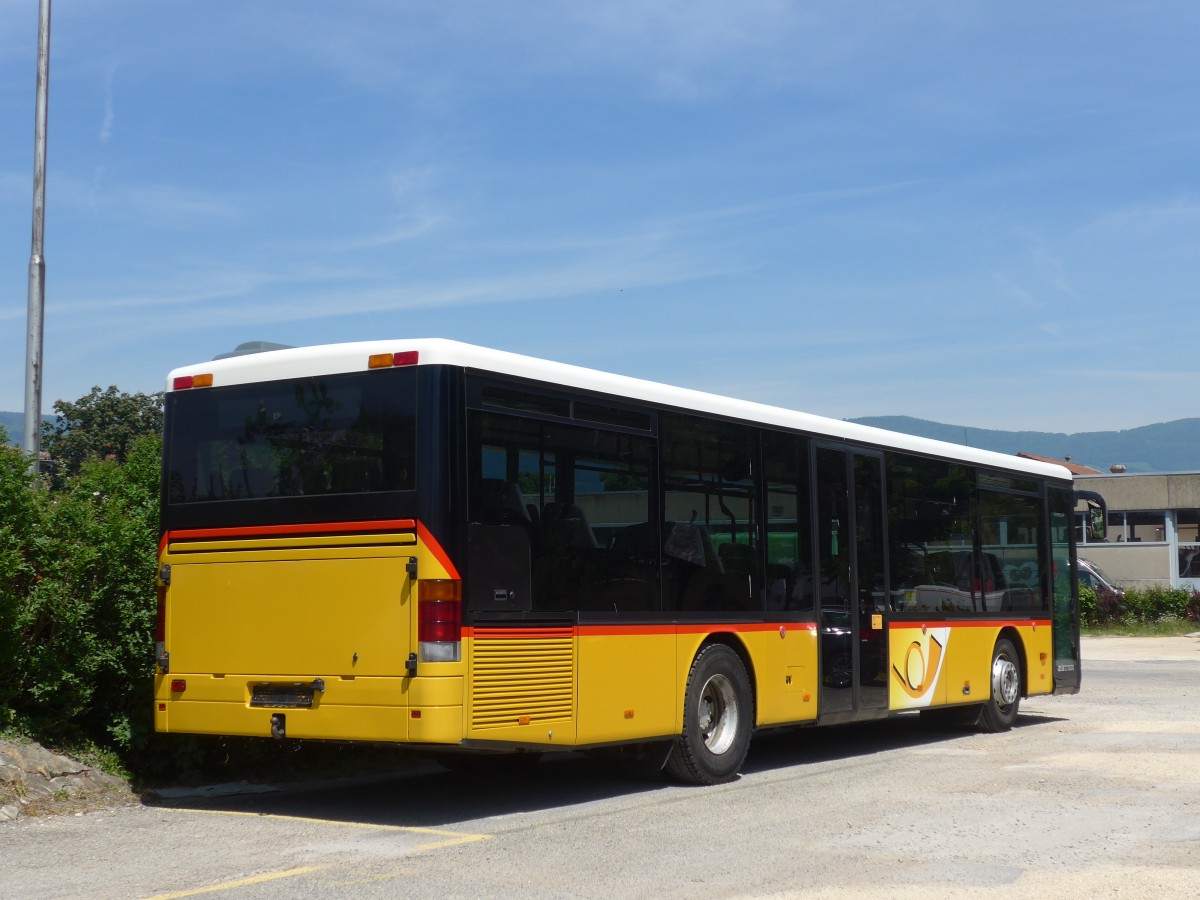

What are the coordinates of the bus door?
(815, 446, 889, 721)
(1051, 486, 1082, 693)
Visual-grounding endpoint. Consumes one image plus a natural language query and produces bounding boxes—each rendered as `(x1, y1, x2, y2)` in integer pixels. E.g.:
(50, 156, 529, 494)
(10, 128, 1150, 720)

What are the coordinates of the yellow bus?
(154, 339, 1088, 784)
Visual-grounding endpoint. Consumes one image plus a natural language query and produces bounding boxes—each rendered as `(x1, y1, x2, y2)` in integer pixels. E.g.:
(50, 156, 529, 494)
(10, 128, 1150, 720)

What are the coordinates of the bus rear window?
(166, 369, 416, 504)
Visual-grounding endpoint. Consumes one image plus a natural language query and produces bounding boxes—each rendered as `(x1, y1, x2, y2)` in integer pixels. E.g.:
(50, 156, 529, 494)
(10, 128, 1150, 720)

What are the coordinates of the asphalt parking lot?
(2, 634, 1198, 899)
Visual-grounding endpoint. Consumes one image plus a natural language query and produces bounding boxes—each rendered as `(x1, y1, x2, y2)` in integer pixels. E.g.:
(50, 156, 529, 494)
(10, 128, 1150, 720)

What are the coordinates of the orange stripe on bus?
(464, 622, 821, 638)
(465, 619, 1053, 638)
(889, 619, 1051, 629)
(472, 627, 574, 639)
(162, 517, 462, 579)
(167, 519, 417, 541)
(416, 521, 461, 580)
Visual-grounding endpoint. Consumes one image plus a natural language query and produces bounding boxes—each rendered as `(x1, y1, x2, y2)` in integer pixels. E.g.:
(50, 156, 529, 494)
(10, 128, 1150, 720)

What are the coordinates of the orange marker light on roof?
(368, 351, 419, 369)
(173, 373, 213, 390)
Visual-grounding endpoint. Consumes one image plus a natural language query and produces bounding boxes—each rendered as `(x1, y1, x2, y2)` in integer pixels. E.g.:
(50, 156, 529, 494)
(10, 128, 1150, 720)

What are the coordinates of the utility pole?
(23, 0, 51, 471)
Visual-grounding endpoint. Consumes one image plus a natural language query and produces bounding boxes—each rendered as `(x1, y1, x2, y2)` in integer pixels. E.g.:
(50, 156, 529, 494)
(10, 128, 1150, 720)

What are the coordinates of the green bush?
(0, 420, 391, 785)
(1081, 581, 1200, 627)
(1, 434, 161, 744)
(0, 429, 40, 725)
(1126, 585, 1200, 622)
(1078, 585, 1097, 625)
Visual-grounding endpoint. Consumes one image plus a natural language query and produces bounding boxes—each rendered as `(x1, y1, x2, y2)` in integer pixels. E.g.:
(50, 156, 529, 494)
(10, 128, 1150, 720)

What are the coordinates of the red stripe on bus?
(579, 624, 674, 637)
(167, 519, 417, 541)
(464, 622, 821, 639)
(465, 619, 1054, 639)
(471, 627, 575, 640)
(888, 619, 1052, 629)
(676, 621, 811, 635)
(416, 520, 461, 581)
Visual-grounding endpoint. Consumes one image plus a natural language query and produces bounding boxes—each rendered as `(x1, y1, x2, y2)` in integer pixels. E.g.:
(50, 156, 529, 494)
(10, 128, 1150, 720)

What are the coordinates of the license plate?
(250, 683, 315, 709)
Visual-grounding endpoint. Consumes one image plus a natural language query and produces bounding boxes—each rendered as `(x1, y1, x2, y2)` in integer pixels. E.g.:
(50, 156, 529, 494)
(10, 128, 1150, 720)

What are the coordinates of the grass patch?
(1082, 617, 1199, 637)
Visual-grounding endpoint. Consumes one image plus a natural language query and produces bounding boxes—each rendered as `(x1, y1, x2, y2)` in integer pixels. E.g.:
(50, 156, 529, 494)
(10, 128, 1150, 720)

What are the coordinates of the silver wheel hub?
(992, 654, 1020, 707)
(698, 673, 739, 755)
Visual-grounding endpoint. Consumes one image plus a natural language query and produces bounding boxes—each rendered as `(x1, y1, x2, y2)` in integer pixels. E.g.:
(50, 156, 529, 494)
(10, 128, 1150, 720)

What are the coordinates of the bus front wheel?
(665, 643, 752, 785)
(979, 638, 1021, 733)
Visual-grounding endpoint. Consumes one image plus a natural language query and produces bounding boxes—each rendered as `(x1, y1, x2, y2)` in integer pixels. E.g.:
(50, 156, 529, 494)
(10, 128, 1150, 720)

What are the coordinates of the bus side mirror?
(1087, 503, 1105, 542)
(1075, 490, 1107, 542)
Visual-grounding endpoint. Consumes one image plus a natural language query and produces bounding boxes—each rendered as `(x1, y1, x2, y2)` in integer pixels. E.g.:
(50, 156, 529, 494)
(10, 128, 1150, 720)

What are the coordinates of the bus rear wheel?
(665, 643, 752, 785)
(979, 638, 1021, 733)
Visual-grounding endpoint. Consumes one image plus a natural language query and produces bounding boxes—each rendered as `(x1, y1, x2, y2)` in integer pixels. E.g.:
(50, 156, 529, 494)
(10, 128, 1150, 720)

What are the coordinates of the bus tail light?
(418, 579, 462, 663)
(155, 581, 169, 672)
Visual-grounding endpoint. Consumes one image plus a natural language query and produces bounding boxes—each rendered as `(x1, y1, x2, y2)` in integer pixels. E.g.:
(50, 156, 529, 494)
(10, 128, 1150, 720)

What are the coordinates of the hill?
(0, 412, 54, 450)
(849, 416, 1200, 474)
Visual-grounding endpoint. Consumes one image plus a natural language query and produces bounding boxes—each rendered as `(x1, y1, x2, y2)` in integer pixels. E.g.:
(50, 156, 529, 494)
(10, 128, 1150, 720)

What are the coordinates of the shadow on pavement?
(146, 710, 1064, 830)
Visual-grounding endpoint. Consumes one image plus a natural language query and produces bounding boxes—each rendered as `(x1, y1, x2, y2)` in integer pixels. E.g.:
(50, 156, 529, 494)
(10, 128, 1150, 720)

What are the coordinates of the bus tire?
(665, 643, 752, 785)
(979, 638, 1021, 733)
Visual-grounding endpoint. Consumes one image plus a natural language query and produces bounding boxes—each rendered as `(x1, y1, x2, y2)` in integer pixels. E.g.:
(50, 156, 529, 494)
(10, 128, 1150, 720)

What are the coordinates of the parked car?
(1078, 558, 1124, 599)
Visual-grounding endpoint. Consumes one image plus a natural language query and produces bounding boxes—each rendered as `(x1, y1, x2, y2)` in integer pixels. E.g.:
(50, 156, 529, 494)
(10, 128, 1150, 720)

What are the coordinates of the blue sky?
(1, 2, 1197, 433)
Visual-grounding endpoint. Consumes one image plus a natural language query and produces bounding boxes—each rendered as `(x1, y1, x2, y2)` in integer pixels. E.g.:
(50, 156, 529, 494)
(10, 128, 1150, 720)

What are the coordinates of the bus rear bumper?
(153, 673, 465, 745)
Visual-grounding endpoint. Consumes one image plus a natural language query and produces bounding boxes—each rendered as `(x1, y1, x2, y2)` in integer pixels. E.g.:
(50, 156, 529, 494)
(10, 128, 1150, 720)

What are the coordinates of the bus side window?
(761, 430, 813, 613)
(661, 413, 760, 613)
(467, 412, 658, 614)
(886, 455, 976, 613)
(467, 451, 536, 613)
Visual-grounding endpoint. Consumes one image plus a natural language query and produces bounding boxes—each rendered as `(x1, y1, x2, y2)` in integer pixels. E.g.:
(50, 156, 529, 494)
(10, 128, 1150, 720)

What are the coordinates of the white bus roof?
(168, 338, 1072, 482)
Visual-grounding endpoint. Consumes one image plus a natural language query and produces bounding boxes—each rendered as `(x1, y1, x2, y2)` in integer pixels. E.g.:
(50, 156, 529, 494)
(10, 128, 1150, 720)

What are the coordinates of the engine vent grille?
(470, 625, 574, 730)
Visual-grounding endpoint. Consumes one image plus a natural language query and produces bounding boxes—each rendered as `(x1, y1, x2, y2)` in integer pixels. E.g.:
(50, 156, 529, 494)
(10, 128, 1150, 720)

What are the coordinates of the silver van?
(1078, 558, 1124, 598)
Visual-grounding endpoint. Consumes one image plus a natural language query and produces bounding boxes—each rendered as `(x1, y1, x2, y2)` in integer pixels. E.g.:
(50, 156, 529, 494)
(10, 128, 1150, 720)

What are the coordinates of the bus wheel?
(979, 638, 1021, 733)
(665, 644, 752, 785)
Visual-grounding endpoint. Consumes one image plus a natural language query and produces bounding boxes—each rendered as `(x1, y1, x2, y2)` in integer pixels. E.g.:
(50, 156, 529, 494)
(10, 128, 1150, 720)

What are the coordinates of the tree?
(41, 386, 163, 483)
(0, 426, 39, 723)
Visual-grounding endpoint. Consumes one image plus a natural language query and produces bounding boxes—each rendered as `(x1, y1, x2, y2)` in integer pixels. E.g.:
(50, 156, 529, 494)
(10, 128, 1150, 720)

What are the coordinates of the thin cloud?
(988, 272, 1041, 311)
(299, 216, 447, 254)
(100, 66, 116, 144)
(1069, 199, 1200, 246)
(41, 169, 242, 226)
(123, 184, 238, 223)
(49, 231, 742, 344)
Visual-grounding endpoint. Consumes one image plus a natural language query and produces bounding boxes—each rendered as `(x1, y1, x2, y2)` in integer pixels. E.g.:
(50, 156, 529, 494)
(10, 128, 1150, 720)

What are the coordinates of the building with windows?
(1074, 471, 1200, 589)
